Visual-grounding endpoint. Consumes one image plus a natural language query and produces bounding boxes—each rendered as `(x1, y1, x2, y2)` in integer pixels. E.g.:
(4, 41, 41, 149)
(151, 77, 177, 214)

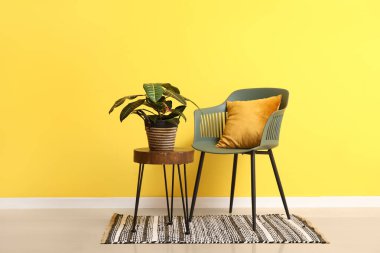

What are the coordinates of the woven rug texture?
(102, 214, 327, 244)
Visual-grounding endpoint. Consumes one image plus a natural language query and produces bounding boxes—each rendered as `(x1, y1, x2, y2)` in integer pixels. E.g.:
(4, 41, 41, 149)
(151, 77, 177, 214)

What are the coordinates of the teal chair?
(189, 88, 290, 231)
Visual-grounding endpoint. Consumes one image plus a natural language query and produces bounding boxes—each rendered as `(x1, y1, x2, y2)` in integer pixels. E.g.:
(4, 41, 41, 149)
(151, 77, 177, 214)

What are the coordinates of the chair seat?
(192, 140, 264, 154)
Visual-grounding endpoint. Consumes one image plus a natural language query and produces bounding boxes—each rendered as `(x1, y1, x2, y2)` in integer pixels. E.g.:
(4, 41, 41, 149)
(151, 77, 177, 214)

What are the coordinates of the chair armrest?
(259, 109, 286, 149)
(193, 104, 226, 142)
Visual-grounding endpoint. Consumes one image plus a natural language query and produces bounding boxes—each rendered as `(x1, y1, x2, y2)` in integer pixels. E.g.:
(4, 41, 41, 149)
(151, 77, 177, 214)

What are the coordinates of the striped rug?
(101, 214, 327, 244)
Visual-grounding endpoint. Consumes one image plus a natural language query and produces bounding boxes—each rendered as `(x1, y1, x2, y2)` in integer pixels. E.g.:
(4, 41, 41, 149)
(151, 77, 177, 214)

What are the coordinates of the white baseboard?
(0, 196, 379, 209)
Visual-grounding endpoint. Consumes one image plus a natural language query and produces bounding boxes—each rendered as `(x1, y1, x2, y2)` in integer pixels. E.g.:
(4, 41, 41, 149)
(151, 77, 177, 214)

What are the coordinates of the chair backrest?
(227, 88, 289, 109)
(196, 88, 289, 140)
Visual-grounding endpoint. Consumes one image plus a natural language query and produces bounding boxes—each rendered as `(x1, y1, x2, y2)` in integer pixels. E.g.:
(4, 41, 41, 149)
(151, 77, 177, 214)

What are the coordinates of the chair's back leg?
(268, 149, 291, 219)
(229, 154, 238, 213)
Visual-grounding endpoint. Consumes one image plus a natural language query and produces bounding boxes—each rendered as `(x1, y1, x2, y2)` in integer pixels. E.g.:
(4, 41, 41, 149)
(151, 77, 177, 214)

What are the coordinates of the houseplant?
(109, 83, 198, 151)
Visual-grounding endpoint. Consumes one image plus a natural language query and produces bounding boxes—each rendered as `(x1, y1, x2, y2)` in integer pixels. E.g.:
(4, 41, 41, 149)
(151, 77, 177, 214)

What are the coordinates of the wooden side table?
(131, 147, 194, 234)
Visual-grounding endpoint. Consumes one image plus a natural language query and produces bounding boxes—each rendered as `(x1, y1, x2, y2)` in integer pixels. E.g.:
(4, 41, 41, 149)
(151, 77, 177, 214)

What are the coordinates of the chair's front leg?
(189, 152, 205, 222)
(268, 149, 290, 219)
(229, 154, 238, 213)
(251, 151, 256, 231)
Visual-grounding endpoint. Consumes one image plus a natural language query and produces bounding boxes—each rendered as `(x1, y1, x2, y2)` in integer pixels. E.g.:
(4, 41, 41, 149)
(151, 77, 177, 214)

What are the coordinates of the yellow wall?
(1, 0, 379, 197)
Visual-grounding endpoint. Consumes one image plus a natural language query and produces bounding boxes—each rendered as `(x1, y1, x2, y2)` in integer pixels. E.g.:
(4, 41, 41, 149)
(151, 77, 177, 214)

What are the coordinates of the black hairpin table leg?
(131, 163, 145, 233)
(178, 164, 190, 234)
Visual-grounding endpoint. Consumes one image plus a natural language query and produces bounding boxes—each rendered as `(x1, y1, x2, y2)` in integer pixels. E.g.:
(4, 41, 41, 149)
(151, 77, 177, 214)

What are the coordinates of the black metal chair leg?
(131, 163, 145, 232)
(229, 154, 238, 213)
(163, 165, 172, 225)
(189, 151, 205, 222)
(178, 164, 190, 234)
(251, 151, 256, 231)
(268, 149, 291, 219)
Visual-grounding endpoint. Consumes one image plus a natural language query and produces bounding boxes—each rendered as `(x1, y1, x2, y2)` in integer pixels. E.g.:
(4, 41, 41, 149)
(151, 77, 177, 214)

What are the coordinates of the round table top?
(134, 147, 194, 165)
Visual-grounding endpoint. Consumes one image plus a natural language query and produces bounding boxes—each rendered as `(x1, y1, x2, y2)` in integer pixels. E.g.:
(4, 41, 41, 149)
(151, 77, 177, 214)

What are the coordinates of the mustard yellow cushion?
(216, 95, 282, 149)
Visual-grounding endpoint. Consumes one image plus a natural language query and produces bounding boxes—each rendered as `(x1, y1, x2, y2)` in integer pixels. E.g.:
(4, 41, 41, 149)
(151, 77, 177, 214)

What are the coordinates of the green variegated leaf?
(157, 96, 166, 102)
(162, 105, 187, 121)
(144, 97, 163, 112)
(183, 96, 200, 110)
(133, 109, 157, 125)
(172, 105, 187, 121)
(147, 114, 159, 126)
(132, 110, 148, 121)
(155, 102, 166, 113)
(163, 88, 187, 105)
(143, 83, 164, 102)
(139, 109, 157, 115)
(156, 97, 172, 112)
(164, 100, 173, 110)
(160, 83, 180, 94)
(109, 95, 144, 114)
(120, 99, 145, 122)
(173, 105, 186, 113)
(150, 101, 165, 113)
(165, 118, 180, 126)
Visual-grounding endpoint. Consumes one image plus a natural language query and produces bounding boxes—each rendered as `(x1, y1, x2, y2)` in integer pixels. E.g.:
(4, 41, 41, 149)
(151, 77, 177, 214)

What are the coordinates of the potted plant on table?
(109, 83, 198, 151)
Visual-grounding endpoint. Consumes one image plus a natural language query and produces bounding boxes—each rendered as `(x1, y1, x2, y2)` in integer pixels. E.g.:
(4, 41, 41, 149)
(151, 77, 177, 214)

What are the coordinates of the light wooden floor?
(0, 208, 379, 253)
